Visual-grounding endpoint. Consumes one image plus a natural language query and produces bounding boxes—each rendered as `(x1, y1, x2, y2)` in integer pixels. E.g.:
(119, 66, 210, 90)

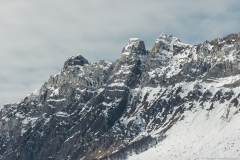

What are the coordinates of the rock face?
(63, 55, 89, 69)
(1, 33, 240, 160)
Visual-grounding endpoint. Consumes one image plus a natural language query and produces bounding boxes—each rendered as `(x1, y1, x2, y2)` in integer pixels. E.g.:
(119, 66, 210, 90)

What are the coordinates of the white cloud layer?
(1, 0, 240, 107)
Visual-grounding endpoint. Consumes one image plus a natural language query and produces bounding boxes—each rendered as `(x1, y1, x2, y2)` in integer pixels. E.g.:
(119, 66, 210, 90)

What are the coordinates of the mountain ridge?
(1, 32, 240, 160)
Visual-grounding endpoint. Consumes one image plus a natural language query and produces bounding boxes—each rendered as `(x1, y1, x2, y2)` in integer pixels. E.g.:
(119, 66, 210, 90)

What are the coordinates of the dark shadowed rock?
(63, 55, 89, 68)
(1, 32, 240, 160)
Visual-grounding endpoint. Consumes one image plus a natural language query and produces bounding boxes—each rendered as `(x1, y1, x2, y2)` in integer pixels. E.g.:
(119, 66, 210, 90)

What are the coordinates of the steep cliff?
(1, 33, 240, 160)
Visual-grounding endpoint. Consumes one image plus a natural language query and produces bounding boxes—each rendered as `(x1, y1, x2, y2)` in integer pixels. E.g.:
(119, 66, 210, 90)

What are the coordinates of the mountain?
(1, 32, 240, 160)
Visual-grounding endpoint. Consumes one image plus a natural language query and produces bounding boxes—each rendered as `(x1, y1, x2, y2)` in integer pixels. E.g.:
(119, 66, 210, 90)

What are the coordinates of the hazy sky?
(1, 0, 240, 107)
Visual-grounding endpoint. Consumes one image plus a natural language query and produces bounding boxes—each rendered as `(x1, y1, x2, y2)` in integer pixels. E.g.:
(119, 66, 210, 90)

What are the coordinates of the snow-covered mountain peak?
(63, 54, 89, 69)
(157, 33, 180, 43)
(129, 38, 141, 44)
(121, 38, 146, 56)
(156, 33, 182, 46)
(1, 32, 240, 160)
(150, 33, 189, 53)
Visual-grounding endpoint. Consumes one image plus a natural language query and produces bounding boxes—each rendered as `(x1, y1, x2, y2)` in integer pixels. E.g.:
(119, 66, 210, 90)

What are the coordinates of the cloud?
(1, 0, 240, 107)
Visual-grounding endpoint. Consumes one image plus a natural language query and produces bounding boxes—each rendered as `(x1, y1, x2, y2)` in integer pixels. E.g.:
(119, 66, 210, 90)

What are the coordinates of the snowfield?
(128, 105, 240, 160)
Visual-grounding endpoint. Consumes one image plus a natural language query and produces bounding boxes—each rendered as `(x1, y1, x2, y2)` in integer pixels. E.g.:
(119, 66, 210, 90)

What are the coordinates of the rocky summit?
(1, 32, 240, 160)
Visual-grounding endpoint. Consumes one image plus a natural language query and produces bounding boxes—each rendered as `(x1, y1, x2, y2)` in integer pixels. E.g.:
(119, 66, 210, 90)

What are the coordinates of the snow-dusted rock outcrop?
(1, 32, 240, 160)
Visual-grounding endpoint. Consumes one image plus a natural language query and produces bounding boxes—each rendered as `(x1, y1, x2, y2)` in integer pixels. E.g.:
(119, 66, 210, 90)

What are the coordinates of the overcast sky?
(1, 0, 240, 108)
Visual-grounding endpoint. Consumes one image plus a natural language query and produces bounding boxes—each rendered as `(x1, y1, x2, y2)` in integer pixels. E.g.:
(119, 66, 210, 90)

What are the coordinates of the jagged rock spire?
(150, 33, 181, 53)
(63, 54, 89, 68)
(121, 38, 146, 56)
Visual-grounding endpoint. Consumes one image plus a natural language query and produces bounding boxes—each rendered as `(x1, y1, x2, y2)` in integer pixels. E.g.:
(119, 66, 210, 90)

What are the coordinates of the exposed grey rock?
(1, 32, 240, 160)
(63, 55, 89, 69)
(121, 38, 146, 58)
